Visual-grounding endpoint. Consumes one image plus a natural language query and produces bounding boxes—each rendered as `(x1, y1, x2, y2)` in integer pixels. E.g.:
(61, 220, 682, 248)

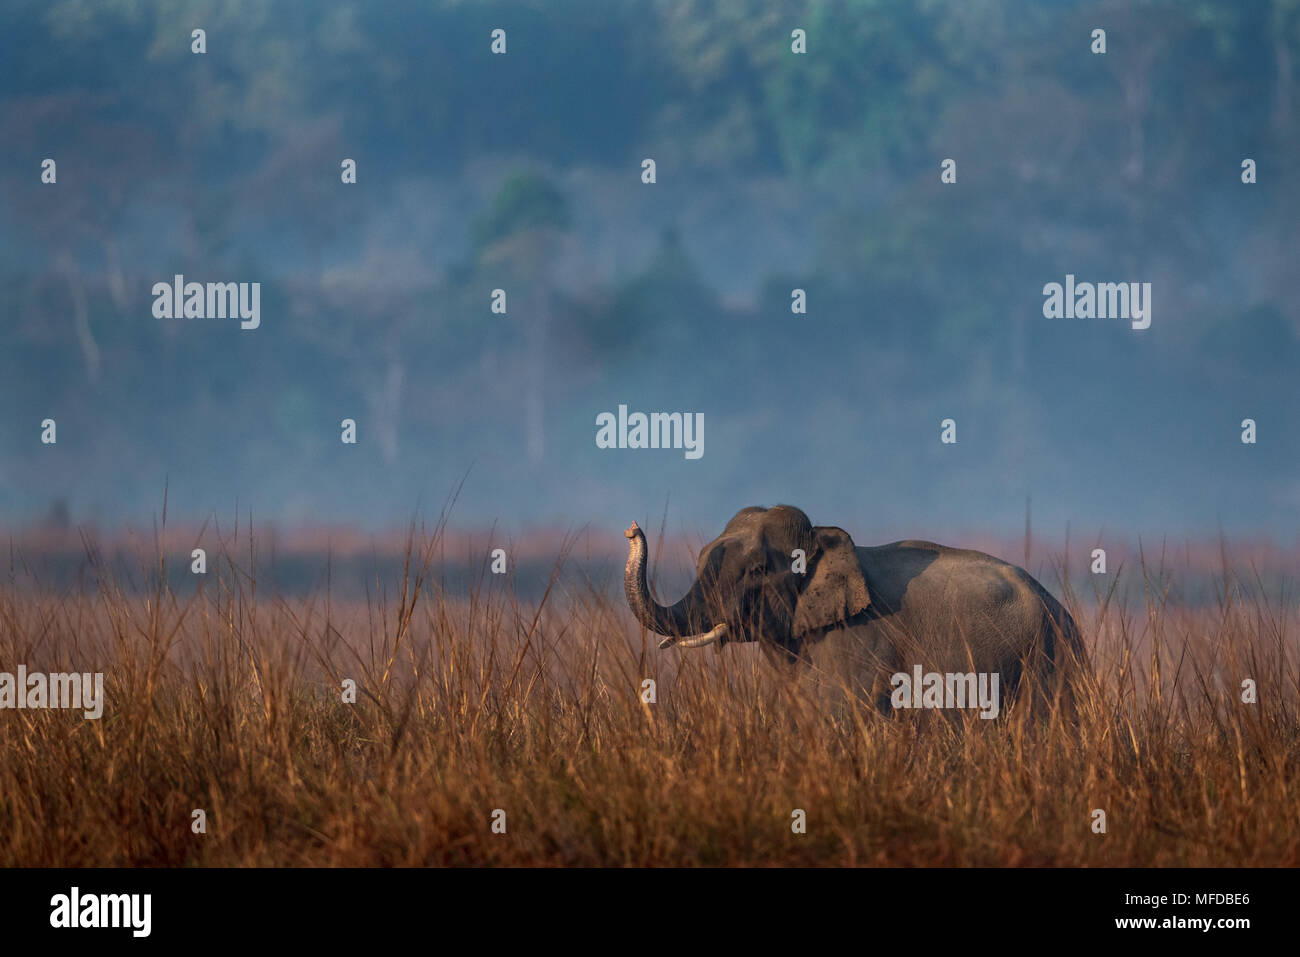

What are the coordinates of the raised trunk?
(624, 522, 709, 637)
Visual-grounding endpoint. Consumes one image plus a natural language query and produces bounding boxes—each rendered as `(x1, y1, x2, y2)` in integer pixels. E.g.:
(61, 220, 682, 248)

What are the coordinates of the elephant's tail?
(1042, 601, 1093, 717)
(1054, 605, 1087, 667)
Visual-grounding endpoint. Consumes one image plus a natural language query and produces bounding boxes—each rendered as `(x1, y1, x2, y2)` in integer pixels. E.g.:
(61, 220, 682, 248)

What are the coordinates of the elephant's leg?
(799, 620, 900, 716)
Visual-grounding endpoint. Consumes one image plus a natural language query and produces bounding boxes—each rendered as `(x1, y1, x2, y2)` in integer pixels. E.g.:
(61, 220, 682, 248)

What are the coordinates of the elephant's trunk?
(624, 522, 723, 647)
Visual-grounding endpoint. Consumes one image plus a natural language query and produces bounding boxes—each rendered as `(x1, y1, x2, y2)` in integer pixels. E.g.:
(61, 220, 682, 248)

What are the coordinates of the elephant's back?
(858, 540, 1077, 672)
(865, 539, 1058, 600)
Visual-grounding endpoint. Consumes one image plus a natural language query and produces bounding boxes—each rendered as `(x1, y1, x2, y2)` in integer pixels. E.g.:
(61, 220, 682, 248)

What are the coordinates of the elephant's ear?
(792, 526, 871, 637)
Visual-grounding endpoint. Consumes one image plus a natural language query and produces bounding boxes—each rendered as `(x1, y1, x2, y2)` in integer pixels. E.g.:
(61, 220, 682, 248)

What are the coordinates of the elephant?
(624, 505, 1087, 716)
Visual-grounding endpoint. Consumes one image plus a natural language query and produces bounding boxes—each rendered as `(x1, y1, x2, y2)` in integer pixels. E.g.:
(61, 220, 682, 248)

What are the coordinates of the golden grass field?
(1, 520, 1297, 867)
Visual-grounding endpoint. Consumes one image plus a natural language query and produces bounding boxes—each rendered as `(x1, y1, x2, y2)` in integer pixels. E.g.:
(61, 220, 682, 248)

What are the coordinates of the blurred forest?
(1, 0, 1298, 545)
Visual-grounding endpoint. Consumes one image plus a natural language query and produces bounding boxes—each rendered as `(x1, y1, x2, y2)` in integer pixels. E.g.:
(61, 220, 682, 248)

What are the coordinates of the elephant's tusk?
(659, 623, 728, 650)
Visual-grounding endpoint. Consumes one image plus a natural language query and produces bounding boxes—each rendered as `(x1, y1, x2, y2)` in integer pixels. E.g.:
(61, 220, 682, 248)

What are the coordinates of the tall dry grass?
(0, 518, 1297, 866)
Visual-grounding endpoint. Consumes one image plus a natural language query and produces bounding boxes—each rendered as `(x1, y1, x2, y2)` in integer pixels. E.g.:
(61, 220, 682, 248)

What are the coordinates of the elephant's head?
(624, 505, 872, 654)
